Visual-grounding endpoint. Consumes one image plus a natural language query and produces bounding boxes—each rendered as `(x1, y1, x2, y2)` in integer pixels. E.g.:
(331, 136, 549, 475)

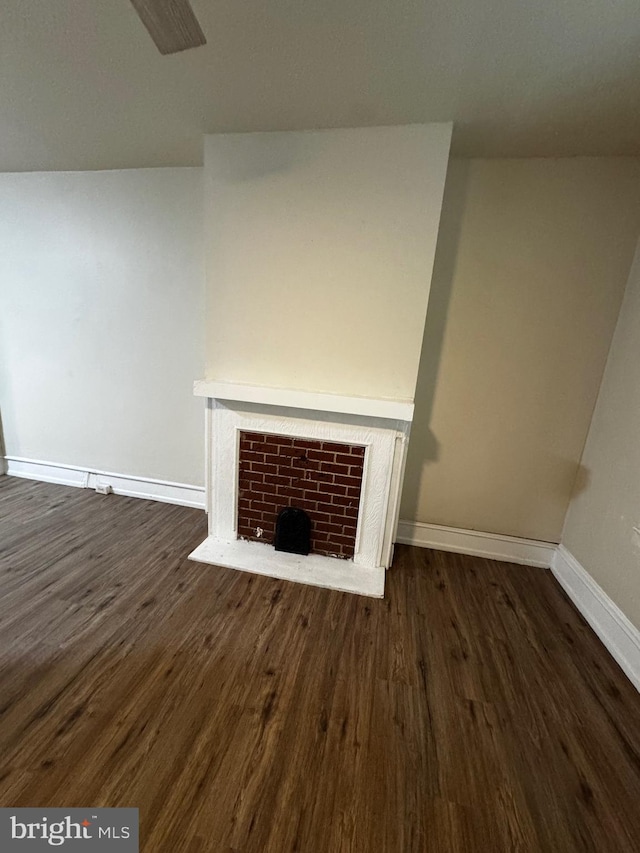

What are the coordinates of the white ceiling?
(2, 0, 639, 171)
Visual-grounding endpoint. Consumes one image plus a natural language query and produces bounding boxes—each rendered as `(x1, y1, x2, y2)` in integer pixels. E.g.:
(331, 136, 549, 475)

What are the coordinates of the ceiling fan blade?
(130, 0, 206, 55)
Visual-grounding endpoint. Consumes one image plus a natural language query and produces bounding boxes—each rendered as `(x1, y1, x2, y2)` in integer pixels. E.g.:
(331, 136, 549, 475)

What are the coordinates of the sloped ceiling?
(1, 0, 639, 170)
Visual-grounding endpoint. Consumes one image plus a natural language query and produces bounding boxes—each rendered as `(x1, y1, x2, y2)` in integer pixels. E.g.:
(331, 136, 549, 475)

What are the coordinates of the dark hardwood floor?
(1, 477, 640, 851)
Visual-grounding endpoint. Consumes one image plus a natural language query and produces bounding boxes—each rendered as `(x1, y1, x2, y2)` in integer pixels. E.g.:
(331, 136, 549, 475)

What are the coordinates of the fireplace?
(193, 125, 452, 598)
(188, 381, 413, 597)
(237, 431, 365, 558)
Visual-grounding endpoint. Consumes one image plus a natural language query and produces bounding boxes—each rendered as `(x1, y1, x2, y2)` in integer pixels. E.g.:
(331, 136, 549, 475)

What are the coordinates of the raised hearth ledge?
(193, 380, 414, 422)
(189, 537, 385, 598)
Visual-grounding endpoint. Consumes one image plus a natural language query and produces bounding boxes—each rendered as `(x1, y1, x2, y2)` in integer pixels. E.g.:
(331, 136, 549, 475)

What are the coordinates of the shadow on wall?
(215, 133, 312, 184)
(567, 463, 591, 502)
(400, 160, 471, 522)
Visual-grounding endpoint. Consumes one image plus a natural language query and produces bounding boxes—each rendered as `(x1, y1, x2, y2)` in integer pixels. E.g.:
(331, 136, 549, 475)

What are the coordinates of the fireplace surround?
(189, 381, 413, 597)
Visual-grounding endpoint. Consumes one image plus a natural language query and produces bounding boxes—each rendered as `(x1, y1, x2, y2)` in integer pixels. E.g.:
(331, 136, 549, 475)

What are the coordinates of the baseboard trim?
(4, 456, 206, 510)
(395, 520, 556, 568)
(551, 545, 640, 693)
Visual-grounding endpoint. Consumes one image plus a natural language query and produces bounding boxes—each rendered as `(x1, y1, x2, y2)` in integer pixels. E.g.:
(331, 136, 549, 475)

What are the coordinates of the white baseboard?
(4, 456, 205, 510)
(396, 520, 556, 568)
(551, 545, 640, 693)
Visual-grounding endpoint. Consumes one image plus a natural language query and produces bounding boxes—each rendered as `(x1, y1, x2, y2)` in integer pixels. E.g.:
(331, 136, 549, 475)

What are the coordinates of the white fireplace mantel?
(189, 381, 414, 598)
(193, 380, 415, 422)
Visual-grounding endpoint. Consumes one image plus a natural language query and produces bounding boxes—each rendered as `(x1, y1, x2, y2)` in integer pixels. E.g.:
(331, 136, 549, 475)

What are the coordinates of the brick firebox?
(237, 431, 365, 558)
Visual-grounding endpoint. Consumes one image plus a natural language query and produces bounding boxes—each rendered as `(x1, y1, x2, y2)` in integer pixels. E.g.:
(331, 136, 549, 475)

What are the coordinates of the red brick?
(334, 475, 362, 488)
(239, 487, 266, 500)
(312, 530, 331, 542)
(251, 462, 279, 475)
(240, 431, 265, 443)
(314, 521, 343, 535)
(273, 443, 299, 457)
(248, 499, 275, 512)
(330, 494, 358, 507)
(242, 490, 266, 504)
(289, 456, 319, 471)
(296, 498, 317, 513)
(267, 434, 294, 446)
(245, 441, 269, 454)
(240, 469, 262, 481)
(241, 518, 262, 530)
(330, 534, 358, 547)
(273, 466, 295, 480)
(336, 453, 359, 466)
(341, 505, 360, 519)
(318, 462, 345, 475)
(296, 478, 317, 490)
(310, 509, 333, 522)
(293, 438, 322, 449)
(321, 441, 353, 455)
(248, 495, 277, 508)
(305, 448, 333, 462)
(277, 485, 304, 498)
(317, 483, 347, 497)
(264, 475, 291, 487)
(263, 453, 283, 467)
(249, 489, 275, 503)
(247, 448, 269, 460)
(243, 480, 266, 492)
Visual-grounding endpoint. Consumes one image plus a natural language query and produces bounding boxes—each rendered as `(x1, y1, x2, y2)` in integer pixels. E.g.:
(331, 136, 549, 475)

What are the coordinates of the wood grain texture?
(130, 0, 206, 55)
(1, 477, 640, 851)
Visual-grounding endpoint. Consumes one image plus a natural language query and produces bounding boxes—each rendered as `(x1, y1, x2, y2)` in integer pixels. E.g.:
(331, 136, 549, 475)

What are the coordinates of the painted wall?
(203, 124, 452, 401)
(3, 154, 639, 548)
(401, 158, 640, 542)
(562, 240, 640, 628)
(0, 168, 205, 486)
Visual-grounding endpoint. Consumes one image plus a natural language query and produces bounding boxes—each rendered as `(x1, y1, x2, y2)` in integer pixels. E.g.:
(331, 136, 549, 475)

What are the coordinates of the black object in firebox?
(274, 507, 311, 555)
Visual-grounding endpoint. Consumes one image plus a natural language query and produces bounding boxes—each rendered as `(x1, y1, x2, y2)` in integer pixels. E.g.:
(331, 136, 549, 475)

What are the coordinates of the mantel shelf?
(193, 380, 414, 422)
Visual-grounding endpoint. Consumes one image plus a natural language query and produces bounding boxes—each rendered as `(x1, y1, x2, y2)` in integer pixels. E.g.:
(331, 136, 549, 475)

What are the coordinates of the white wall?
(0, 168, 205, 486)
(401, 158, 640, 541)
(203, 124, 452, 401)
(562, 238, 640, 629)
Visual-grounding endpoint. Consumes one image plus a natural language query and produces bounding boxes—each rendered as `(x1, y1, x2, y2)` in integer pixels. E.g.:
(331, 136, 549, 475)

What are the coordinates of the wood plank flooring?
(1, 476, 640, 851)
